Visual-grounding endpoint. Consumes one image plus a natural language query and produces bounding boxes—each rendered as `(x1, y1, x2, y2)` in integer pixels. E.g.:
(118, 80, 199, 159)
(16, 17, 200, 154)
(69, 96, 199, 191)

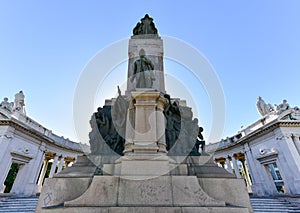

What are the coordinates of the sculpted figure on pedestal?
(131, 49, 155, 89)
(290, 106, 300, 120)
(256, 96, 274, 116)
(164, 94, 181, 151)
(190, 127, 206, 155)
(0, 97, 13, 111)
(91, 87, 128, 155)
(111, 86, 128, 155)
(133, 14, 158, 35)
(14, 91, 25, 114)
(276, 99, 290, 114)
(163, 94, 201, 156)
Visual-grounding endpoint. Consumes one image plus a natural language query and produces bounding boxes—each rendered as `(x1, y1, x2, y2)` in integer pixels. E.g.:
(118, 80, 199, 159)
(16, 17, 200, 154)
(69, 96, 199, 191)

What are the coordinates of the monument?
(36, 14, 253, 212)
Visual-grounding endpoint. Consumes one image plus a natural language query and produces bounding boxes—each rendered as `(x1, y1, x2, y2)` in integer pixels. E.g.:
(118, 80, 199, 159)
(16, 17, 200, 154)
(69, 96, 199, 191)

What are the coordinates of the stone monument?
(36, 14, 253, 213)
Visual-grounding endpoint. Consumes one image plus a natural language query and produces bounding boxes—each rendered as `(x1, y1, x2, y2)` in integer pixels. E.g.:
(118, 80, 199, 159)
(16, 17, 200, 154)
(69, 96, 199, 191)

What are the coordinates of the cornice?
(0, 120, 83, 154)
(215, 120, 300, 152)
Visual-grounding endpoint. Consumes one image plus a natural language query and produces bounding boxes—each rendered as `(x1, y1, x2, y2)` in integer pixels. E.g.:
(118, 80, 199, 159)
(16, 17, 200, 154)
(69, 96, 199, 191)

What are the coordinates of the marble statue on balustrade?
(276, 99, 290, 115)
(131, 49, 155, 89)
(256, 96, 274, 116)
(133, 14, 158, 35)
(14, 91, 26, 114)
(290, 106, 300, 120)
(0, 97, 14, 111)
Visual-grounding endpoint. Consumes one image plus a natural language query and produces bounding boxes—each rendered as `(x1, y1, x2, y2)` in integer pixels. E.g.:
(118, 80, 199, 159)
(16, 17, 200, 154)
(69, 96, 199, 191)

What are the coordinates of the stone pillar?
(129, 91, 162, 154)
(292, 134, 300, 155)
(115, 91, 170, 177)
(226, 156, 233, 174)
(49, 155, 58, 178)
(278, 134, 300, 194)
(243, 143, 261, 193)
(215, 157, 226, 169)
(65, 157, 75, 167)
(37, 158, 49, 192)
(57, 156, 65, 173)
(240, 156, 252, 189)
(0, 130, 14, 188)
(232, 155, 242, 178)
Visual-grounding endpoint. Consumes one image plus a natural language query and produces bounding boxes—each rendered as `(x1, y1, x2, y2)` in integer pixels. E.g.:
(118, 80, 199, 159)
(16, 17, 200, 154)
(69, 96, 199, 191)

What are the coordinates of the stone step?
(0, 201, 38, 205)
(0, 196, 38, 213)
(250, 197, 300, 213)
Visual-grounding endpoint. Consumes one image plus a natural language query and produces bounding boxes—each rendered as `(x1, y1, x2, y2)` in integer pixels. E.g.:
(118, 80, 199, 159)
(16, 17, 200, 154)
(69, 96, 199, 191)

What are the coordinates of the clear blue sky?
(1, 1, 300, 143)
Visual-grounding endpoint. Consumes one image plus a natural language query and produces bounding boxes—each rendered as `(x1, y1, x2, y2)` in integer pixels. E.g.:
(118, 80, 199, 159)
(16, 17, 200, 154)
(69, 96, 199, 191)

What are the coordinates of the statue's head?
(4, 97, 8, 102)
(139, 49, 145, 57)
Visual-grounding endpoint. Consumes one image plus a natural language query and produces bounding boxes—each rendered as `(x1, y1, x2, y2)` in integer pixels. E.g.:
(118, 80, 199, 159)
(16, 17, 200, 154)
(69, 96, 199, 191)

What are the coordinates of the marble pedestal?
(36, 155, 253, 213)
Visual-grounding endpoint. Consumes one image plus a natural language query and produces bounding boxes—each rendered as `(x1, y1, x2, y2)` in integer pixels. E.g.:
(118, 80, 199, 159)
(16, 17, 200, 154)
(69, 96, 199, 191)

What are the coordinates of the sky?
(1, 1, 300, 144)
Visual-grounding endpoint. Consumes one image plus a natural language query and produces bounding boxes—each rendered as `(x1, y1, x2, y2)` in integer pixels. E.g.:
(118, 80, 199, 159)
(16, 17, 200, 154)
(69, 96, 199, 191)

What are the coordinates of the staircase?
(0, 197, 39, 213)
(0, 196, 300, 213)
(251, 197, 300, 213)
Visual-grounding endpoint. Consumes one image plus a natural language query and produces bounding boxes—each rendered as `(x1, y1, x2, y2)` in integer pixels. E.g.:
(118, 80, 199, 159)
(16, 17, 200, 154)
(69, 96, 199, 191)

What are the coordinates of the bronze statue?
(131, 49, 155, 88)
(133, 14, 158, 35)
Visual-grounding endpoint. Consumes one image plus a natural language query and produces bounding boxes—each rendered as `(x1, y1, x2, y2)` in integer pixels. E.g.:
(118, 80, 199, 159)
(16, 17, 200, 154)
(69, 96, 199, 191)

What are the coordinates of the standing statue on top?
(14, 91, 26, 114)
(131, 49, 155, 88)
(256, 96, 274, 116)
(133, 14, 158, 35)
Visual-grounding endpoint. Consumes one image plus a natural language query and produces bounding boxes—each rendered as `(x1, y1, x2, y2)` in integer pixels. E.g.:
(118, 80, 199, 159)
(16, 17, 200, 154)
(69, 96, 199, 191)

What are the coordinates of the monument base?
(36, 155, 253, 213)
(37, 206, 249, 213)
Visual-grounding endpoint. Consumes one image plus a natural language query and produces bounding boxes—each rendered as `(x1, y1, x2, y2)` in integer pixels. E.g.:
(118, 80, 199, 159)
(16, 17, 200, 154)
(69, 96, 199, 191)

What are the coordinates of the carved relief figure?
(164, 95, 181, 151)
(131, 49, 155, 88)
(111, 86, 128, 154)
(92, 87, 129, 155)
(163, 94, 201, 156)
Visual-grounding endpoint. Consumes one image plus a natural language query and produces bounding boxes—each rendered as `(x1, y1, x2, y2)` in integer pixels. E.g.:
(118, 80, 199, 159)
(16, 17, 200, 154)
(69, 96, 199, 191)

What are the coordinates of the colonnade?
(215, 152, 252, 191)
(37, 152, 75, 192)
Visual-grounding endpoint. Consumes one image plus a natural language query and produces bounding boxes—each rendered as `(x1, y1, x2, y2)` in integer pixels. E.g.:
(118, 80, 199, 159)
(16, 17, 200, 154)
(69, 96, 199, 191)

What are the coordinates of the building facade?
(0, 91, 87, 196)
(207, 97, 300, 197)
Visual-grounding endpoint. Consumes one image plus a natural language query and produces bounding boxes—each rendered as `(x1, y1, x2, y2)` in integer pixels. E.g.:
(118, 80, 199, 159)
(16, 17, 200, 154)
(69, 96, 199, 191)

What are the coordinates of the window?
(268, 162, 285, 193)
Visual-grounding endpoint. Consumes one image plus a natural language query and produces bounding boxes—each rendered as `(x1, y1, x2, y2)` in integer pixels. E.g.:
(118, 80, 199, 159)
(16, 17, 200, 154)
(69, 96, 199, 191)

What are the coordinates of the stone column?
(232, 155, 242, 178)
(226, 156, 233, 174)
(57, 156, 65, 173)
(278, 134, 300, 194)
(37, 158, 49, 191)
(240, 156, 252, 189)
(215, 157, 226, 169)
(292, 134, 300, 155)
(65, 156, 75, 167)
(49, 155, 58, 178)
(243, 143, 261, 193)
(0, 131, 14, 188)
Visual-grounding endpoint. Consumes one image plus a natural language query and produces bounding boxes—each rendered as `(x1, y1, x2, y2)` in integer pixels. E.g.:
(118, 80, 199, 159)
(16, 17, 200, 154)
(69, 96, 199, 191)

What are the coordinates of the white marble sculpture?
(0, 97, 13, 111)
(256, 96, 273, 116)
(14, 91, 25, 114)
